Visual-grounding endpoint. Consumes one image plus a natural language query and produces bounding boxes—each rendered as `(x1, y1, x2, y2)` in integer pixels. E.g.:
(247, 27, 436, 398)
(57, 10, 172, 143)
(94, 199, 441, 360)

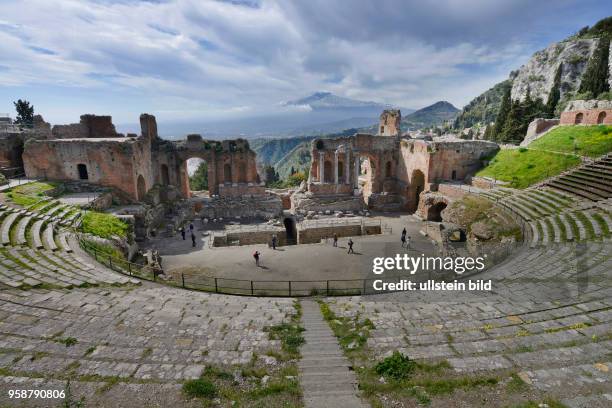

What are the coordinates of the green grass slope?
(476, 149, 581, 189)
(529, 125, 612, 157)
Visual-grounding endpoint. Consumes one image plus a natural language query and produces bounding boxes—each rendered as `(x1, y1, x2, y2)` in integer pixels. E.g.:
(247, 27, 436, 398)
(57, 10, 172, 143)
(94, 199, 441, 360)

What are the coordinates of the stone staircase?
(547, 153, 612, 201)
(299, 300, 367, 408)
(0, 200, 136, 289)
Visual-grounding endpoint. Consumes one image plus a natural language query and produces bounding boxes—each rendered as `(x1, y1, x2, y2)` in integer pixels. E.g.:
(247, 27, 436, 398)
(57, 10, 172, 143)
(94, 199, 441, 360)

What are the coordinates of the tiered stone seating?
(0, 286, 297, 406)
(548, 153, 612, 201)
(327, 258, 612, 405)
(0, 200, 137, 290)
(480, 187, 610, 247)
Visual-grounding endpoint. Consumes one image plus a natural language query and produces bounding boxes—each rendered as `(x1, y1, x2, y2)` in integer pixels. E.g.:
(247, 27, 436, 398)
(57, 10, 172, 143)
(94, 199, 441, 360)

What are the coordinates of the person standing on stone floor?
(271, 234, 277, 250)
(333, 233, 338, 247)
(180, 227, 185, 240)
(191, 232, 196, 248)
(401, 227, 407, 247)
(347, 238, 354, 254)
(189, 223, 194, 232)
(253, 250, 260, 266)
(405, 235, 411, 250)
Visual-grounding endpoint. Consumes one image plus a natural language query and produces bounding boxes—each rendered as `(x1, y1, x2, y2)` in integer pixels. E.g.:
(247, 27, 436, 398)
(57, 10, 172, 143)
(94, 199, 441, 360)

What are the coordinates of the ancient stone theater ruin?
(23, 114, 264, 201)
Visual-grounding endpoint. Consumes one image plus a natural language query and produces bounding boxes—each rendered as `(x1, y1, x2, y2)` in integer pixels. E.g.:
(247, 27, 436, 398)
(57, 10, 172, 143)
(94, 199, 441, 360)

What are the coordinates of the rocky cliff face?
(511, 38, 603, 103)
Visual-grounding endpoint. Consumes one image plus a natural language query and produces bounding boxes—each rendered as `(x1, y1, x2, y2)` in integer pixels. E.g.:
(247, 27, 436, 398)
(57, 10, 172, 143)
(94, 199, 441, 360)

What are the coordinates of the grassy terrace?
(476, 148, 580, 189)
(529, 125, 612, 158)
(80, 211, 128, 239)
(4, 181, 58, 207)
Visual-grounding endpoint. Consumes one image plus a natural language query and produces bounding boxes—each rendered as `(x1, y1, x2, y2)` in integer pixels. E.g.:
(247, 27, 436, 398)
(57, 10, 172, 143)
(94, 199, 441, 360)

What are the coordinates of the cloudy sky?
(0, 0, 609, 127)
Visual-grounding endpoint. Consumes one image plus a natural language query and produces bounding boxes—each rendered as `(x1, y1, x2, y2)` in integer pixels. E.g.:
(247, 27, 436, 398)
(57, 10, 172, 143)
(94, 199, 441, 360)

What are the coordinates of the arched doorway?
(385, 161, 392, 178)
(160, 164, 169, 185)
(427, 202, 447, 222)
(324, 161, 333, 183)
(77, 164, 88, 180)
(575, 112, 584, 124)
(411, 170, 425, 211)
(137, 175, 146, 201)
(337, 161, 344, 181)
(223, 163, 232, 183)
(283, 218, 297, 245)
(597, 111, 606, 124)
(187, 158, 208, 192)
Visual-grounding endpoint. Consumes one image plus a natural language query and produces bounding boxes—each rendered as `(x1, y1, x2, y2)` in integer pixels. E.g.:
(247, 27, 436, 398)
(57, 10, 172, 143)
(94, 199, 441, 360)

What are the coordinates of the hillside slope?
(475, 125, 612, 188)
(454, 16, 612, 130)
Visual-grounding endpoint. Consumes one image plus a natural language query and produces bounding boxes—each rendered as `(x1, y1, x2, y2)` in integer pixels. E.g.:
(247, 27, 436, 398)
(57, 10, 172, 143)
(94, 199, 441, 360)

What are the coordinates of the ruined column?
(318, 152, 325, 183)
(334, 152, 339, 185)
(208, 157, 217, 196)
(345, 151, 350, 184)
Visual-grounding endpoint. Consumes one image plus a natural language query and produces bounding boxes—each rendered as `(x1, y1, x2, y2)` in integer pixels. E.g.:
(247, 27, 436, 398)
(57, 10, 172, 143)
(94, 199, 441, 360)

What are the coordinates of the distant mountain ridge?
(284, 91, 403, 111)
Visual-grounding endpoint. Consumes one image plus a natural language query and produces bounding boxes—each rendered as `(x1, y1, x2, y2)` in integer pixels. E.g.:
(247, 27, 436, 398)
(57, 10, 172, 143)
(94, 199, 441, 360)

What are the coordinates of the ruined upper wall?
(560, 100, 612, 125)
(51, 114, 121, 139)
(378, 109, 401, 136)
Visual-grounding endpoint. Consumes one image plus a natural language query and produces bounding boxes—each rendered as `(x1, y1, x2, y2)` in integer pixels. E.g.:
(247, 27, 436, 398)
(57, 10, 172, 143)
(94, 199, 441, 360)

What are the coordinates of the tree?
(263, 165, 279, 186)
(189, 162, 208, 191)
(13, 99, 34, 126)
(493, 86, 511, 138)
(546, 64, 562, 115)
(578, 35, 610, 98)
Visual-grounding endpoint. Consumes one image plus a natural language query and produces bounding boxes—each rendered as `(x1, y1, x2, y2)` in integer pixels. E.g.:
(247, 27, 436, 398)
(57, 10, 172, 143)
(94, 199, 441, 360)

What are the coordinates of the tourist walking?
(333, 233, 338, 247)
(271, 234, 277, 250)
(405, 235, 411, 250)
(253, 250, 260, 266)
(347, 238, 354, 254)
(401, 228, 407, 247)
(180, 227, 185, 240)
(189, 223, 194, 232)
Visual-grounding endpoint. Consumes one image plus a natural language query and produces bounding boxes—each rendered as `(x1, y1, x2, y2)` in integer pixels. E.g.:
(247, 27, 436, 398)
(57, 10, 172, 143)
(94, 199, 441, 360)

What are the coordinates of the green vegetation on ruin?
(476, 148, 581, 189)
(529, 125, 612, 158)
(5, 181, 58, 207)
(80, 211, 128, 239)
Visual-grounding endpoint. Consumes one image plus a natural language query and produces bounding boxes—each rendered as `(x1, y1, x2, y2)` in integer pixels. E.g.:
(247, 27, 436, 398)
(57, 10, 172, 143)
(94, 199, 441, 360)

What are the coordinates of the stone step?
(15, 216, 32, 246)
(30, 220, 44, 249)
(0, 213, 19, 245)
(42, 223, 58, 251)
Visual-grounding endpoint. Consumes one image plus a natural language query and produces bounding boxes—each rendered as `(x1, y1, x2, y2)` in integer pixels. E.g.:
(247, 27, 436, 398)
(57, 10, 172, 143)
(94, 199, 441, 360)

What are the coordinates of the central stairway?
(299, 300, 368, 408)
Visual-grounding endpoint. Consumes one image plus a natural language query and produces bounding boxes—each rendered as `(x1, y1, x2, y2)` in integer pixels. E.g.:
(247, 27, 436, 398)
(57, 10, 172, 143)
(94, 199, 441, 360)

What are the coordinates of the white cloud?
(0, 0, 605, 123)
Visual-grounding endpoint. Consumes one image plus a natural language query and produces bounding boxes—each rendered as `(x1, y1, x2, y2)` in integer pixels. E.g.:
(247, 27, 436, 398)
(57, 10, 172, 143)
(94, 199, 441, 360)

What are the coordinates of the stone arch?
(77, 163, 88, 180)
(137, 175, 146, 201)
(337, 161, 344, 180)
(427, 202, 447, 222)
(406, 170, 425, 211)
(324, 160, 333, 183)
(223, 163, 232, 183)
(574, 112, 584, 124)
(597, 111, 606, 124)
(385, 161, 392, 178)
(160, 164, 169, 185)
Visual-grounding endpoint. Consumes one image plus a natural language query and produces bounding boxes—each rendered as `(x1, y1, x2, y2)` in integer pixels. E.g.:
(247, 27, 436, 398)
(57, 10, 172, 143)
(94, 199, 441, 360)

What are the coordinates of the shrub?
(81, 211, 128, 239)
(375, 351, 417, 380)
(182, 378, 217, 398)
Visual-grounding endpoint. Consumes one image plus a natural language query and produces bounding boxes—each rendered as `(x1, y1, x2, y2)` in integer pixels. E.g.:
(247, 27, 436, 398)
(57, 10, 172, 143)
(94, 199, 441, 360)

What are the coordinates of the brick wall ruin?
(560, 100, 612, 126)
(23, 114, 264, 202)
